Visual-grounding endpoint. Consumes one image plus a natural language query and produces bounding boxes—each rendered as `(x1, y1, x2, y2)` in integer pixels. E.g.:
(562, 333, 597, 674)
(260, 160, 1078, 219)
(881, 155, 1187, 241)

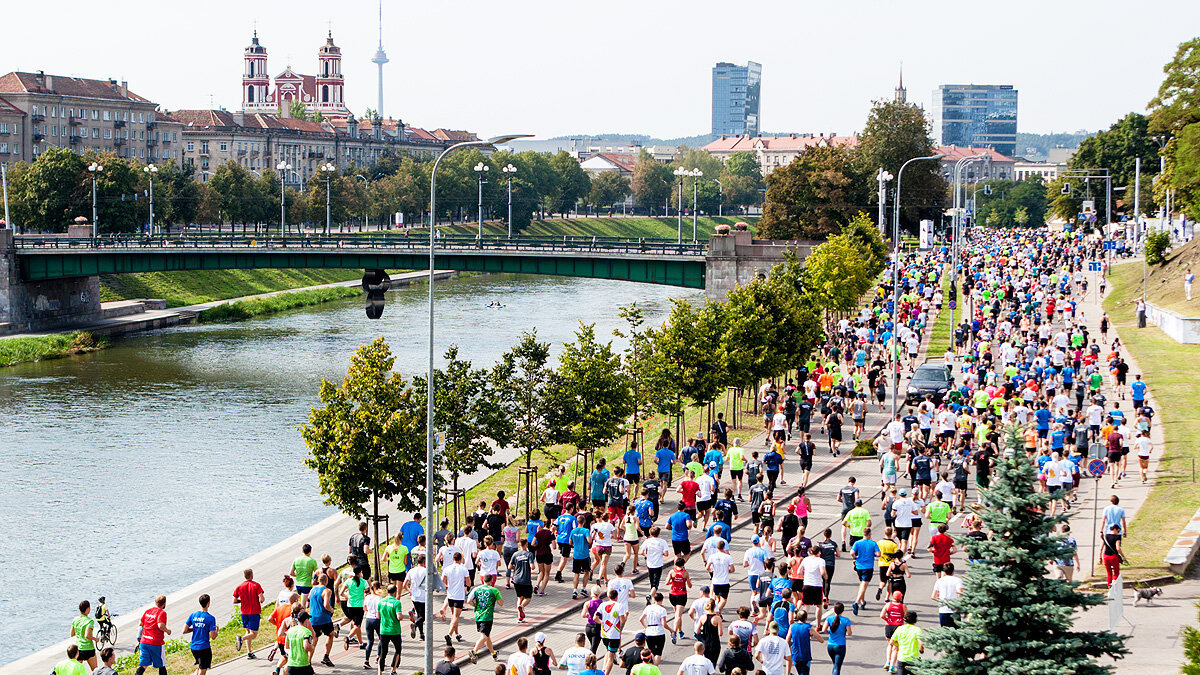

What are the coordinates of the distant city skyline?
(4, 0, 1199, 141)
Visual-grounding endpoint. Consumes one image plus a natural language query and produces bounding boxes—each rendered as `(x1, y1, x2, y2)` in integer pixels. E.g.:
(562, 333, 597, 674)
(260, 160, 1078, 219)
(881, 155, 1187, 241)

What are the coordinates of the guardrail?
(12, 234, 709, 256)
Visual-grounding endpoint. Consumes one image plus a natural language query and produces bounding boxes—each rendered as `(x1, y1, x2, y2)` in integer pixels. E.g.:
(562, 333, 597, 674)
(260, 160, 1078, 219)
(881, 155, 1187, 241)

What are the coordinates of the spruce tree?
(913, 424, 1128, 674)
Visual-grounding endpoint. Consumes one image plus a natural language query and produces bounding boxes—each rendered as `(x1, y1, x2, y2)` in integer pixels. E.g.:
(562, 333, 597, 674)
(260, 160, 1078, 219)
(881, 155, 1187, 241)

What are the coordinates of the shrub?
(851, 438, 876, 456)
(1146, 230, 1171, 265)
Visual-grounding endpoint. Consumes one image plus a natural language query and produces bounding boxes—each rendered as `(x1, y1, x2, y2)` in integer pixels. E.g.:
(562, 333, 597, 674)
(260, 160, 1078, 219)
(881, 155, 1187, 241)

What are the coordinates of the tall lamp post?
(889, 154, 944, 418)
(688, 168, 702, 242)
(947, 155, 986, 335)
(88, 162, 104, 237)
(143, 164, 158, 235)
(673, 166, 687, 244)
(876, 168, 893, 236)
(277, 161, 292, 235)
(426, 133, 530, 675)
(713, 178, 723, 218)
(318, 162, 337, 235)
(474, 161, 490, 239)
(502, 163, 517, 238)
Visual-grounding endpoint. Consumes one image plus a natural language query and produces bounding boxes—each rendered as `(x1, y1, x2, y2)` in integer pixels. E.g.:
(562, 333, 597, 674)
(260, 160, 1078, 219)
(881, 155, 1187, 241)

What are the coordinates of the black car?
(905, 362, 953, 404)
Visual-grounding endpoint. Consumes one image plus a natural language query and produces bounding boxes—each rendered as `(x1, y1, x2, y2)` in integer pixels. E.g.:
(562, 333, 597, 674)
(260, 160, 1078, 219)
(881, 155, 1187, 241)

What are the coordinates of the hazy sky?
(6, 0, 1199, 140)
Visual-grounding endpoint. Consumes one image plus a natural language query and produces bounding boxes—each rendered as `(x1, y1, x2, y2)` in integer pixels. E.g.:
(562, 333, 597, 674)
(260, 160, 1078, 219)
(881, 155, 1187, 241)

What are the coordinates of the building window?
(104, 129, 112, 139)
(187, 141, 194, 151)
(0, 124, 6, 134)
(103, 110, 110, 121)
(0, 144, 7, 154)
(219, 141, 228, 151)
(322, 85, 329, 103)
(92, 128, 100, 138)
(92, 109, 99, 120)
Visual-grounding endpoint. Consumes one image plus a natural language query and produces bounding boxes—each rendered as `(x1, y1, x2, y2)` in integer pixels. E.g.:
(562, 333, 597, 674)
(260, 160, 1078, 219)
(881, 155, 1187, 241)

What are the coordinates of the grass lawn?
(424, 216, 759, 240)
(100, 268, 363, 307)
(198, 286, 363, 322)
(0, 331, 105, 367)
(926, 267, 955, 353)
(1127, 237, 1200, 316)
(1104, 261, 1200, 578)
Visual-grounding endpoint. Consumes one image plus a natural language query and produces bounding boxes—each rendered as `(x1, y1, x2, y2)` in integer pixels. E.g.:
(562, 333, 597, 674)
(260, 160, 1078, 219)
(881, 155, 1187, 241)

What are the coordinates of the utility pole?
(1, 163, 10, 230)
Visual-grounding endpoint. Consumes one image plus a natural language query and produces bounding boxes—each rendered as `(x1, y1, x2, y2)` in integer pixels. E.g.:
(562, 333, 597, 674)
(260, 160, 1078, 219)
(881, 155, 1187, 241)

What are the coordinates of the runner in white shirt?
(932, 564, 964, 627)
(753, 623, 790, 675)
(640, 531, 671, 599)
(607, 564, 635, 615)
(441, 553, 470, 642)
(560, 633, 592, 675)
(1135, 432, 1154, 484)
(594, 591, 626, 673)
(639, 595, 670, 664)
(477, 539, 502, 578)
(706, 541, 734, 611)
(507, 640, 536, 675)
(679, 642, 716, 675)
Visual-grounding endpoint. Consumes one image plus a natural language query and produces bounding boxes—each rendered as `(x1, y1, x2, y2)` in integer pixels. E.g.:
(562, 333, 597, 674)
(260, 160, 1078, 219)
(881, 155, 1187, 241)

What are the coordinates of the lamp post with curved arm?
(502, 163, 517, 238)
(424, 133, 530, 675)
(88, 162, 104, 237)
(890, 153, 945, 418)
(277, 161, 292, 235)
(318, 162, 337, 235)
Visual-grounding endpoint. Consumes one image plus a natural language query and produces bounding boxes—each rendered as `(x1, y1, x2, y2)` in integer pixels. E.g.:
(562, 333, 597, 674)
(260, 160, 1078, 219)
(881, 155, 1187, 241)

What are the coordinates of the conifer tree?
(914, 424, 1128, 675)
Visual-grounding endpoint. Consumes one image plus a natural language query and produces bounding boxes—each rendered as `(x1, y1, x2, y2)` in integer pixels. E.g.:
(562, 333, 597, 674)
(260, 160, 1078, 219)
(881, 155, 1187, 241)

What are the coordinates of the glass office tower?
(931, 84, 1018, 156)
(711, 61, 761, 137)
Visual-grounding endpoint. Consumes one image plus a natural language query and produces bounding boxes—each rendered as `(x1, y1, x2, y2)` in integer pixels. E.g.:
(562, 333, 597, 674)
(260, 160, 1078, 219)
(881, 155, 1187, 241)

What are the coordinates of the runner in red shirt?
(138, 595, 171, 672)
(232, 568, 266, 656)
(879, 591, 907, 672)
(678, 472, 700, 518)
(927, 523, 957, 577)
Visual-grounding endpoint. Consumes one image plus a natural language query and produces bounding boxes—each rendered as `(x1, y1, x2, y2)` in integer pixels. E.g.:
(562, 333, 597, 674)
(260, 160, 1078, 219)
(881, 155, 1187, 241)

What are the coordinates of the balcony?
(69, 135, 82, 145)
(147, 137, 158, 146)
(32, 132, 45, 142)
(30, 113, 45, 123)
(68, 116, 84, 126)
(307, 150, 325, 159)
(113, 119, 126, 128)
(198, 149, 209, 157)
(146, 121, 156, 130)
(113, 137, 125, 146)
(161, 136, 172, 145)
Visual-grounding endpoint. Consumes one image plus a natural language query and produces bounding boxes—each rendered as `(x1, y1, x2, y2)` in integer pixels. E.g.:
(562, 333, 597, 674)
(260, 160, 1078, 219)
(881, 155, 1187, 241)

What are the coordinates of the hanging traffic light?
(363, 269, 391, 319)
(1061, 183, 1072, 195)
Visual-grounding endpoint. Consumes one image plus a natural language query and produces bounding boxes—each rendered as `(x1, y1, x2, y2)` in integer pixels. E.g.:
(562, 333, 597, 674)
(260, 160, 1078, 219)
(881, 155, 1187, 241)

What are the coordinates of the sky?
(5, 0, 1200, 141)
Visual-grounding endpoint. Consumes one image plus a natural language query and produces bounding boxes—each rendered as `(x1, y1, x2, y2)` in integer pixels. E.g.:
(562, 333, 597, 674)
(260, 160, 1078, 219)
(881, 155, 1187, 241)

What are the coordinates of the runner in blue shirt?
(655, 445, 677, 486)
(634, 497, 655, 530)
(589, 460, 611, 509)
(666, 503, 693, 556)
(623, 444, 643, 484)
(569, 514, 595, 598)
(399, 513, 424, 551)
(1131, 376, 1147, 406)
(763, 448, 784, 491)
(850, 530, 879, 616)
(183, 595, 219, 672)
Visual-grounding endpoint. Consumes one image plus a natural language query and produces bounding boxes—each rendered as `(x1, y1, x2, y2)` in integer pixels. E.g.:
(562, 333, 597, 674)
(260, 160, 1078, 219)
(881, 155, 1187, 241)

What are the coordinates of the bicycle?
(95, 619, 118, 648)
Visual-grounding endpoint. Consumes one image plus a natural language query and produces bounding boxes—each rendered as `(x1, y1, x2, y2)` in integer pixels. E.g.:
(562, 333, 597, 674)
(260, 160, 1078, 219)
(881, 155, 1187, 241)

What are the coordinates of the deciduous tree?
(548, 323, 633, 452)
(758, 145, 860, 239)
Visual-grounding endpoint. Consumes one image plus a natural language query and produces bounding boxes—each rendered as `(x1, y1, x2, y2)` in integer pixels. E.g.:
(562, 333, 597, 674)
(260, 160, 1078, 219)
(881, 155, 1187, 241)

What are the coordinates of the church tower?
(242, 32, 271, 111)
(894, 64, 907, 104)
(314, 31, 346, 115)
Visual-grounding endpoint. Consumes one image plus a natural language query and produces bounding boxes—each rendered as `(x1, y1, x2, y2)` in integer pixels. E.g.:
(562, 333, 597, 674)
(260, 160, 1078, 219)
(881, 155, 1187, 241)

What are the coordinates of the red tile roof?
(935, 146, 1014, 163)
(0, 71, 151, 102)
(0, 95, 24, 115)
(432, 128, 478, 142)
(591, 153, 637, 173)
(703, 133, 859, 152)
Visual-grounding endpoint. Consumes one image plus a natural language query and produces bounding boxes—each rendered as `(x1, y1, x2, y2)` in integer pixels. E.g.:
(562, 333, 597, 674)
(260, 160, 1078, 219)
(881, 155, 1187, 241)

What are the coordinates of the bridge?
(0, 229, 812, 331)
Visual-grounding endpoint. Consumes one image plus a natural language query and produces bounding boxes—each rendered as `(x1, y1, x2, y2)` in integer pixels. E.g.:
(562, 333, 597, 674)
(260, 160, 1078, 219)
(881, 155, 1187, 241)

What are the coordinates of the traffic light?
(949, 282, 958, 303)
(1061, 182, 1071, 195)
(983, 184, 992, 195)
(362, 269, 391, 319)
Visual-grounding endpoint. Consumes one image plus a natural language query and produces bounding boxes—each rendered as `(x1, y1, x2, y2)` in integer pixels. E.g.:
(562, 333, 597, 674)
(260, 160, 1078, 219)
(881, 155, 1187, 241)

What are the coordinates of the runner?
(134, 595, 170, 675)
(509, 538, 536, 622)
(183, 595, 218, 675)
(466, 574, 503, 663)
(377, 584, 406, 675)
(70, 600, 97, 671)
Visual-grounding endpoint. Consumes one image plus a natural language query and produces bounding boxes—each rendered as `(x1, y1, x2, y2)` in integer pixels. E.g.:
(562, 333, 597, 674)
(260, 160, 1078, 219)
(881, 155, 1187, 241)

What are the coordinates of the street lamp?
(426, 133, 531, 675)
(501, 163, 517, 238)
(876, 168, 893, 237)
(143, 164, 158, 236)
(687, 168, 703, 242)
(673, 166, 688, 244)
(713, 178, 723, 218)
(88, 162, 104, 237)
(889, 154, 944, 418)
(318, 162, 337, 235)
(277, 160, 292, 235)
(474, 161, 490, 239)
(947, 154, 986, 334)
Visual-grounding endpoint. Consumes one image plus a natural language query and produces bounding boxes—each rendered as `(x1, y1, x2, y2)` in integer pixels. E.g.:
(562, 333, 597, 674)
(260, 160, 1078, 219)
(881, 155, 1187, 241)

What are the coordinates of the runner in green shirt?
(467, 575, 504, 662)
(71, 600, 96, 669)
(631, 651, 662, 675)
(844, 505, 871, 542)
(384, 535, 410, 582)
(286, 620, 314, 669)
(377, 586, 406, 672)
(727, 442, 747, 500)
(926, 500, 951, 534)
(291, 545, 319, 594)
(888, 613, 924, 669)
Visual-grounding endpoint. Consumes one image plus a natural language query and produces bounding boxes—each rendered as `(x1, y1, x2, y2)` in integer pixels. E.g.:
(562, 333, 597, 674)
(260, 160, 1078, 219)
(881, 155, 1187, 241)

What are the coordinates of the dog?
(1133, 587, 1163, 605)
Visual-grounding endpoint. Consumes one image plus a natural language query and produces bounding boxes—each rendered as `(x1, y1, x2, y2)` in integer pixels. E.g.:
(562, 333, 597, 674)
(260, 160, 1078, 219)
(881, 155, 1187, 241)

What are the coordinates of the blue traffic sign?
(1088, 459, 1107, 478)
(949, 300, 956, 309)
(1088, 262, 1102, 271)
(1102, 240, 1117, 250)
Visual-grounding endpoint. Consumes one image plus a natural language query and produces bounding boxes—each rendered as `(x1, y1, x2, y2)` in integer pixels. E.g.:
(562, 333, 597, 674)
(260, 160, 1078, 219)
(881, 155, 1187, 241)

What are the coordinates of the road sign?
(1102, 240, 1117, 250)
(1088, 261, 1102, 271)
(949, 300, 956, 309)
(1088, 458, 1107, 477)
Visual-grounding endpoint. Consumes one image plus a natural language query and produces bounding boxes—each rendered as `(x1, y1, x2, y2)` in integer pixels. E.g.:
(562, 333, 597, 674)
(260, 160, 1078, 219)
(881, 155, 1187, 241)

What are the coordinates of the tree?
(548, 323, 633, 452)
(12, 147, 87, 232)
(1172, 123, 1200, 220)
(1071, 113, 1160, 188)
(1181, 601, 1200, 675)
(976, 178, 1048, 228)
(720, 151, 765, 212)
(632, 150, 672, 214)
(913, 424, 1128, 675)
(299, 338, 428, 575)
(413, 345, 511, 497)
(492, 331, 558, 470)
(854, 100, 945, 229)
(758, 145, 860, 239)
(210, 161, 256, 226)
(549, 151, 591, 216)
(640, 299, 726, 441)
(840, 212, 888, 276)
(613, 302, 656, 427)
(801, 234, 873, 311)
(1146, 230, 1171, 265)
(1148, 37, 1200, 136)
(588, 171, 631, 211)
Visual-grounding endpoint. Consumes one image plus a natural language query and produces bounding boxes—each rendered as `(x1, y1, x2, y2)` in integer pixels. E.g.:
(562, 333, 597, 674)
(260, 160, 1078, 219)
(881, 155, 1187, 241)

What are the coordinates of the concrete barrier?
(1164, 506, 1200, 575)
(1145, 301, 1200, 344)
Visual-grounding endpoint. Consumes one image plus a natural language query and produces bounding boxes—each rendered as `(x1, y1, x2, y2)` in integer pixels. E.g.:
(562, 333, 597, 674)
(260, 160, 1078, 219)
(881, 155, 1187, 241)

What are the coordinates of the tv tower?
(371, 0, 388, 117)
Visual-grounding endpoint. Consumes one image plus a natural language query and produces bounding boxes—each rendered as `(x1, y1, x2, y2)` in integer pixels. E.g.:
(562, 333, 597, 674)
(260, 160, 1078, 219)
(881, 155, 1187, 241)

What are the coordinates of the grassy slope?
(1104, 261, 1200, 577)
(198, 286, 362, 322)
(435, 216, 758, 240)
(0, 332, 105, 367)
(1126, 237, 1200, 316)
(99, 269, 363, 307)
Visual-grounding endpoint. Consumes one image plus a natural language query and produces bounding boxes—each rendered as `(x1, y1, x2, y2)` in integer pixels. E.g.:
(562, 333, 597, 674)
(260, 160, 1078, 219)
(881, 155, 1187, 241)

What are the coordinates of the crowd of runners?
(53, 227, 1155, 675)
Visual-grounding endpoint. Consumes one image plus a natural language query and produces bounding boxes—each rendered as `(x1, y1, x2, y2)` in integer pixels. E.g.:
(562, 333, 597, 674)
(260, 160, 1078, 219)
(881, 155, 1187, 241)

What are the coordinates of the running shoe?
(572, 590, 579, 599)
(236, 635, 244, 652)
(852, 602, 860, 615)
(321, 656, 335, 667)
(267, 647, 276, 662)
(446, 635, 453, 646)
(876, 588, 882, 601)
(671, 632, 677, 645)
(470, 650, 478, 664)
(456, 634, 464, 642)
(492, 650, 501, 661)
(411, 623, 417, 639)
(247, 652, 258, 660)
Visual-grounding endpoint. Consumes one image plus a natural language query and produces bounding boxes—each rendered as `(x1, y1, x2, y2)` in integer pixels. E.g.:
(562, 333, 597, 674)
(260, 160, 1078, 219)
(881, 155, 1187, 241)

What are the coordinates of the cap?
(899, 489, 908, 496)
(855, 499, 863, 507)
(892, 591, 904, 601)
(752, 536, 761, 544)
(635, 632, 646, 641)
(535, 632, 547, 644)
(700, 585, 711, 593)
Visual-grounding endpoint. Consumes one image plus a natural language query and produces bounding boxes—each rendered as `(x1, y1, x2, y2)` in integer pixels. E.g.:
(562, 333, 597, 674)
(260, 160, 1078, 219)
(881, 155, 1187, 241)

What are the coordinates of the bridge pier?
(704, 231, 818, 301)
(0, 230, 103, 333)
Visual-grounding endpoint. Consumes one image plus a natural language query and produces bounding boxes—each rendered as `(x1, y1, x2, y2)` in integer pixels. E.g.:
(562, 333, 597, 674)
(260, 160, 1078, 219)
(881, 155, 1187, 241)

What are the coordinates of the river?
(0, 273, 697, 666)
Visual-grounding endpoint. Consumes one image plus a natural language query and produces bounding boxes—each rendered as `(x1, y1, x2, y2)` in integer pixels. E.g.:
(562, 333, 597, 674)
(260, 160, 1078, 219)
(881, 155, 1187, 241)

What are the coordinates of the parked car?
(905, 362, 953, 404)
